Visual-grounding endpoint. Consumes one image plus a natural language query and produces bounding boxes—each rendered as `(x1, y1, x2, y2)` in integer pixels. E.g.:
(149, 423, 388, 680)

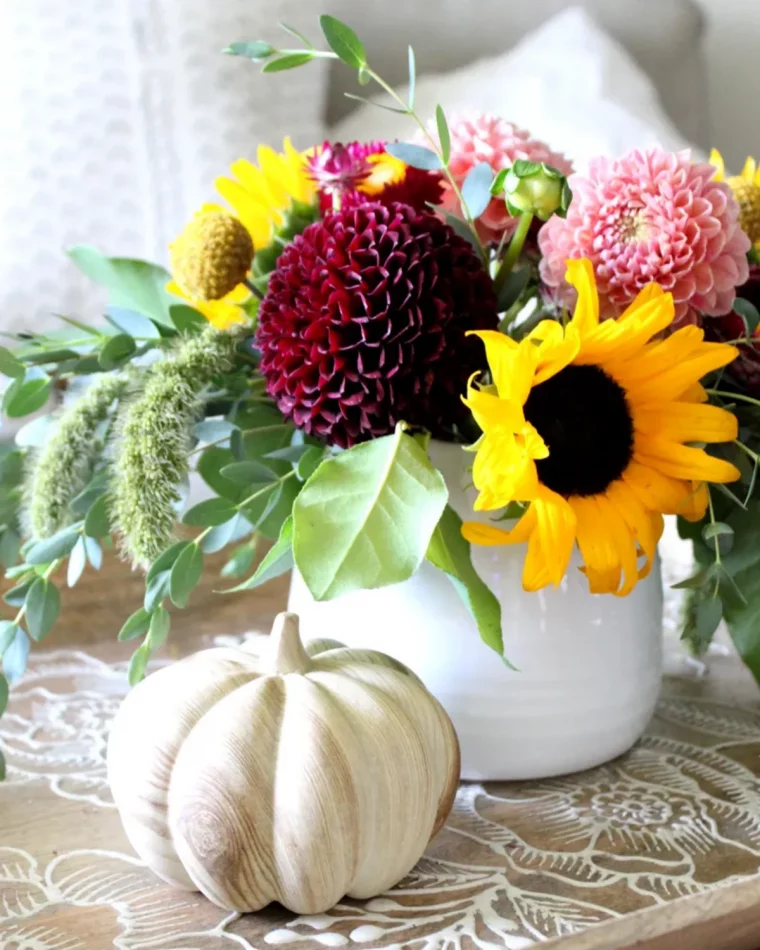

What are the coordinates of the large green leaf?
(68, 246, 175, 327)
(426, 505, 504, 656)
(293, 425, 447, 600)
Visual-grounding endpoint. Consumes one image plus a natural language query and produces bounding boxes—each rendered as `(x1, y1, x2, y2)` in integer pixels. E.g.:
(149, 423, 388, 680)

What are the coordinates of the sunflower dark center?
(523, 364, 634, 497)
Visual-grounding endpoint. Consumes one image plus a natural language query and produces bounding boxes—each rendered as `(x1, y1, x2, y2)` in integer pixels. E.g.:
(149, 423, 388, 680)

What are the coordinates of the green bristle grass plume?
(111, 327, 238, 569)
(26, 372, 128, 540)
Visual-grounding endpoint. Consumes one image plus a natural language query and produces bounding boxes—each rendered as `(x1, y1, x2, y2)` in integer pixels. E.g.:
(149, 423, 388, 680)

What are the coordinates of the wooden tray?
(3, 635, 760, 950)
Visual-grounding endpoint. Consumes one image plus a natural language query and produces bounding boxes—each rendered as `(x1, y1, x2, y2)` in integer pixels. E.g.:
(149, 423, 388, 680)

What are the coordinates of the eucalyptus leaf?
(118, 607, 151, 642)
(407, 45, 416, 109)
(144, 570, 171, 613)
(461, 162, 494, 219)
(702, 521, 734, 554)
(170, 543, 204, 608)
(438, 209, 479, 251)
(193, 419, 237, 443)
(147, 605, 171, 649)
(221, 539, 258, 578)
(0, 622, 18, 654)
(262, 52, 314, 72)
(385, 142, 443, 172)
(220, 461, 277, 485)
(26, 526, 80, 565)
(296, 446, 324, 482)
(146, 541, 190, 583)
(198, 447, 248, 503)
(3, 580, 34, 608)
(106, 307, 162, 341)
(3, 370, 52, 418)
(221, 516, 293, 593)
(3, 627, 29, 684)
(0, 673, 8, 717)
(293, 425, 447, 600)
(224, 40, 275, 60)
(169, 304, 207, 334)
(278, 23, 314, 48)
(0, 529, 20, 570)
(84, 495, 110, 538)
(0, 347, 25, 380)
(99, 333, 136, 370)
(84, 535, 103, 570)
(68, 247, 175, 327)
(695, 597, 723, 640)
(200, 515, 243, 554)
(319, 15, 366, 68)
(182, 497, 238, 527)
(264, 444, 312, 464)
(67, 537, 87, 587)
(435, 105, 450, 165)
(25, 578, 60, 642)
(426, 505, 504, 656)
(128, 642, 150, 686)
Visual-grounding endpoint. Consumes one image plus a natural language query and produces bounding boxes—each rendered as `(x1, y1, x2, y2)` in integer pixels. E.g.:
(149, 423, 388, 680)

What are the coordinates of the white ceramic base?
(288, 441, 663, 781)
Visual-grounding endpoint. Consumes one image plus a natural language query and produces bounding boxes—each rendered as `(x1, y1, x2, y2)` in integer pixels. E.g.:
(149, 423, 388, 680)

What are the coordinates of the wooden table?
(3, 624, 760, 949)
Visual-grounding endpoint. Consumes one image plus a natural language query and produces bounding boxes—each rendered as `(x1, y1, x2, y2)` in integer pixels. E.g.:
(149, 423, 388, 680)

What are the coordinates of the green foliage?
(262, 52, 315, 72)
(169, 543, 204, 607)
(0, 347, 25, 379)
(25, 372, 128, 540)
(319, 15, 366, 69)
(110, 326, 238, 567)
(385, 142, 443, 172)
(2, 626, 29, 684)
(224, 41, 275, 61)
(25, 578, 60, 642)
(68, 247, 175, 327)
(26, 526, 80, 565)
(222, 516, 292, 592)
(461, 162, 494, 219)
(99, 333, 137, 370)
(293, 425, 447, 600)
(426, 506, 504, 656)
(118, 607, 152, 642)
(3, 369, 52, 418)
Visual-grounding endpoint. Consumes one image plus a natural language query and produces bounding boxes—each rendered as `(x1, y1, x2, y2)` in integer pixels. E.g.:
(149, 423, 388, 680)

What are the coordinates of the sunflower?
(711, 148, 760, 249)
(462, 259, 741, 596)
(215, 137, 316, 249)
(167, 204, 253, 330)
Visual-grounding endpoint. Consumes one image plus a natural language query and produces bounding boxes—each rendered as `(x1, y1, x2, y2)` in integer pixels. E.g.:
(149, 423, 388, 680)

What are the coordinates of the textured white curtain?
(0, 0, 327, 331)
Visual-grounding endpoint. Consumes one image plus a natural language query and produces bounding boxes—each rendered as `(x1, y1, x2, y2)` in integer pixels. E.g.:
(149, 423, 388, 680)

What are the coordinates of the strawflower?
(463, 259, 740, 596)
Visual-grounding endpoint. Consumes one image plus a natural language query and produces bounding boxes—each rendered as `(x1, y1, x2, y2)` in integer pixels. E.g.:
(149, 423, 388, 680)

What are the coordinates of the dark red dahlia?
(709, 266, 760, 392)
(256, 201, 498, 448)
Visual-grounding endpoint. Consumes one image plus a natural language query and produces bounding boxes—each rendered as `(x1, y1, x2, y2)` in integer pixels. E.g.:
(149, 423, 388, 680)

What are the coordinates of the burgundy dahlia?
(709, 266, 760, 392)
(256, 202, 498, 447)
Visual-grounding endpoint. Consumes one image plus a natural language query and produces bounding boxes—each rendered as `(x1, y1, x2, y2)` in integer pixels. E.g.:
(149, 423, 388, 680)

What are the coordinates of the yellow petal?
(634, 402, 738, 444)
(463, 505, 537, 547)
(565, 258, 599, 335)
(463, 381, 525, 433)
(530, 489, 577, 587)
(635, 439, 741, 484)
(680, 482, 710, 522)
(619, 282, 664, 320)
(710, 148, 726, 180)
(530, 322, 582, 384)
(571, 496, 622, 594)
(741, 156, 757, 182)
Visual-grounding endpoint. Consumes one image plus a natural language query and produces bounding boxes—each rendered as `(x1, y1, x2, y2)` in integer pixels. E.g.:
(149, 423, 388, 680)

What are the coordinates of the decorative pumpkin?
(107, 611, 460, 914)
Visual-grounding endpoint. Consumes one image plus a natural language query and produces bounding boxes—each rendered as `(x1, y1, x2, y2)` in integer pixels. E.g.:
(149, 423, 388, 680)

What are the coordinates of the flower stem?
(707, 389, 760, 409)
(493, 212, 533, 296)
(707, 488, 722, 598)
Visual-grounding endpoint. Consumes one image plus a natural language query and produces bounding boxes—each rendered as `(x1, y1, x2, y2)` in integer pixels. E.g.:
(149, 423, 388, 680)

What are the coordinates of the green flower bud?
(492, 160, 572, 222)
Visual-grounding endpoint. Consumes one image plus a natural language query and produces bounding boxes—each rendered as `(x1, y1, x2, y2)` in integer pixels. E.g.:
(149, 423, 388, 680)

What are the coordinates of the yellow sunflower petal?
(166, 280, 248, 330)
(530, 322, 582, 384)
(635, 438, 741, 484)
(634, 401, 739, 444)
(571, 496, 622, 594)
(619, 281, 664, 320)
(680, 482, 710, 522)
(710, 148, 726, 180)
(529, 489, 577, 588)
(623, 339, 738, 403)
(462, 505, 537, 547)
(579, 293, 675, 367)
(464, 380, 525, 433)
(469, 331, 533, 403)
(605, 480, 664, 581)
(565, 258, 599, 335)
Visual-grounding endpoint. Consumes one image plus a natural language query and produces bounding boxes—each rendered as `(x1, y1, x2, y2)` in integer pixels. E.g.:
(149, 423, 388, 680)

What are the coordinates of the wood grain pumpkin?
(107, 611, 460, 914)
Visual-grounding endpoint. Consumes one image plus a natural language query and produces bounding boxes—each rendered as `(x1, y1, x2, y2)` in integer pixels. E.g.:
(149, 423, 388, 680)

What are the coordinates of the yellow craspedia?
(170, 210, 254, 301)
(711, 149, 760, 246)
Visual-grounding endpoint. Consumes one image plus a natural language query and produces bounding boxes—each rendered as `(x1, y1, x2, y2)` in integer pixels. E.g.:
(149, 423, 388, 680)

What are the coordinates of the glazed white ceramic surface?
(288, 440, 663, 781)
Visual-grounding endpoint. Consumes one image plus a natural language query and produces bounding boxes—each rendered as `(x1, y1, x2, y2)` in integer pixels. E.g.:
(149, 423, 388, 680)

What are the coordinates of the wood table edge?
(543, 874, 760, 950)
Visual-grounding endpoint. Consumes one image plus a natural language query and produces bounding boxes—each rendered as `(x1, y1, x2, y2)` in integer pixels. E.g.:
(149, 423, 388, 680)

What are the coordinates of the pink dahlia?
(431, 114, 572, 243)
(539, 149, 751, 325)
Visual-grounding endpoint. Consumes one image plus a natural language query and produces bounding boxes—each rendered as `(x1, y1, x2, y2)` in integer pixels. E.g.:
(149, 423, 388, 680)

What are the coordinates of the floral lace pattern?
(2, 648, 760, 948)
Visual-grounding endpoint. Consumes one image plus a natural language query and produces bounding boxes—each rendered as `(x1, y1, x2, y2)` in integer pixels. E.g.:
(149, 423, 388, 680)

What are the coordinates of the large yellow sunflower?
(462, 259, 741, 596)
(215, 137, 315, 249)
(711, 148, 760, 249)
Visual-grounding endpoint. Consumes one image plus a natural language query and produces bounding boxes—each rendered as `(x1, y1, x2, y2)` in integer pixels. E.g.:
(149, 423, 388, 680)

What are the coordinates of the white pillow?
(330, 7, 695, 173)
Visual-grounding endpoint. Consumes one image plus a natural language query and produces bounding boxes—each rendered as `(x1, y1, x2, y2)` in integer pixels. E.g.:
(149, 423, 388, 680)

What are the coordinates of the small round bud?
(170, 211, 254, 301)
(495, 160, 571, 222)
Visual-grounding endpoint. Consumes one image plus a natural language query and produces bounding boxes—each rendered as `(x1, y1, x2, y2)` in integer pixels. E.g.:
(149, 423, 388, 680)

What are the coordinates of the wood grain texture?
(107, 612, 461, 915)
(5, 635, 760, 948)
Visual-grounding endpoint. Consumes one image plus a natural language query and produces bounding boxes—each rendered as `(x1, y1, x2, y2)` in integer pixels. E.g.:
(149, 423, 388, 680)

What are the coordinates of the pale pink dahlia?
(431, 114, 573, 243)
(539, 149, 751, 325)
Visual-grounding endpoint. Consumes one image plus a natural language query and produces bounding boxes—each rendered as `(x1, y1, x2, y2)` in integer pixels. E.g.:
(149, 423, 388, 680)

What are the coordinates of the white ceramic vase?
(288, 441, 663, 781)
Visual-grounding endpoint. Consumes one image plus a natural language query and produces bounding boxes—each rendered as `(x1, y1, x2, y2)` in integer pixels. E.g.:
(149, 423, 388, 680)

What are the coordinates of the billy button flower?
(168, 208, 255, 329)
(711, 149, 760, 252)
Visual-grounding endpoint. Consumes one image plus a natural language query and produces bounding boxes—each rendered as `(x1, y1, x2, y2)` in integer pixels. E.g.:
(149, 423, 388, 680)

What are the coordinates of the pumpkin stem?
(263, 612, 312, 675)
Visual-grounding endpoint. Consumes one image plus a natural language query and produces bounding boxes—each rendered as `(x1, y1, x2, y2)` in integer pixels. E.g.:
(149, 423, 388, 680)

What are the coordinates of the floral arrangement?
(0, 16, 759, 759)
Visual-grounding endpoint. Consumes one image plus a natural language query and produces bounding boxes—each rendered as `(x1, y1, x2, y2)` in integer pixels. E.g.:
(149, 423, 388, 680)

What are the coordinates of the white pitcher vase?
(288, 440, 663, 781)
